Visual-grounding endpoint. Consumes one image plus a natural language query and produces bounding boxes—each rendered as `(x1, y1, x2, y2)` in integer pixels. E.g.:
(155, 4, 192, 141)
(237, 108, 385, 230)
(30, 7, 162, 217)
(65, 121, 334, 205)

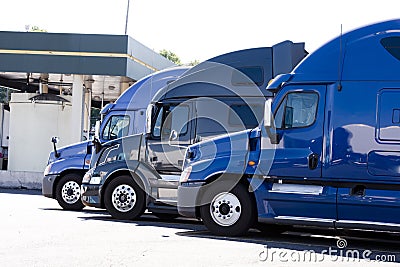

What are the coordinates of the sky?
(0, 0, 399, 64)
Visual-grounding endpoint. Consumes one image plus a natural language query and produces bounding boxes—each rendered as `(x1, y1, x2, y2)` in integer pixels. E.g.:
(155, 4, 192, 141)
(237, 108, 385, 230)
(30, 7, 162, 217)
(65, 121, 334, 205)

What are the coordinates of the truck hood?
(92, 133, 145, 168)
(185, 129, 252, 182)
(198, 129, 251, 160)
(48, 141, 90, 164)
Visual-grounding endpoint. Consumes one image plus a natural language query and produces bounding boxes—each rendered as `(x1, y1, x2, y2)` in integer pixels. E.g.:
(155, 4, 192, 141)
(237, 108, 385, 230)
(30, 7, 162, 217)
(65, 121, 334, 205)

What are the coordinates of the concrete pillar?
(71, 75, 85, 142)
(39, 82, 48, 94)
(120, 81, 130, 95)
(83, 88, 92, 140)
(39, 73, 49, 94)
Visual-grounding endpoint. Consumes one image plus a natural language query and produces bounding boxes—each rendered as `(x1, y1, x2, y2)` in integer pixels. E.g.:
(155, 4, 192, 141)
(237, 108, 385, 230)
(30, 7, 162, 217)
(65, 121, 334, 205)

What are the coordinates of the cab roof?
(292, 19, 400, 82)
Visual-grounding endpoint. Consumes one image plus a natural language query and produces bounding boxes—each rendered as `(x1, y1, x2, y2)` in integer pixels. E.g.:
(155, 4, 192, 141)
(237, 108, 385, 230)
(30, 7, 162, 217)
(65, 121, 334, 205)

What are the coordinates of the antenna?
(338, 24, 343, 91)
(338, 24, 346, 92)
(124, 0, 131, 35)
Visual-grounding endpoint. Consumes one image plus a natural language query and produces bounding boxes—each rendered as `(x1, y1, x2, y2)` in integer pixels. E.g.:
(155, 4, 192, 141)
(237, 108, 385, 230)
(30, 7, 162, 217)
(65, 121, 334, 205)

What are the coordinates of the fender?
(100, 160, 157, 203)
(187, 152, 249, 183)
(46, 156, 86, 176)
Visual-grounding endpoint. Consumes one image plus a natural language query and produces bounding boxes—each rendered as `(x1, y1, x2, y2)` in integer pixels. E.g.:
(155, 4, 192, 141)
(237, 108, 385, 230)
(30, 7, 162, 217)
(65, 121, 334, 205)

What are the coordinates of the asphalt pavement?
(1, 188, 399, 266)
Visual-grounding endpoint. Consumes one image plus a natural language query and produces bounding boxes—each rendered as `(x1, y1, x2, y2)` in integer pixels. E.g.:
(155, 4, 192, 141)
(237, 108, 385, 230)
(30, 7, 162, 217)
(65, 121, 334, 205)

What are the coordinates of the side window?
(162, 105, 189, 139)
(274, 97, 287, 129)
(228, 104, 263, 128)
(101, 115, 130, 140)
(274, 92, 318, 129)
(381, 37, 400, 61)
(152, 106, 164, 138)
(152, 104, 190, 139)
(231, 66, 264, 86)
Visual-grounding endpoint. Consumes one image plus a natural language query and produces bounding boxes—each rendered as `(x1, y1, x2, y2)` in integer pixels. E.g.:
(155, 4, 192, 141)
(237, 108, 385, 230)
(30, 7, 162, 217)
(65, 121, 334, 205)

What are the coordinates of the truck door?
(147, 101, 194, 174)
(270, 86, 325, 178)
(260, 85, 337, 223)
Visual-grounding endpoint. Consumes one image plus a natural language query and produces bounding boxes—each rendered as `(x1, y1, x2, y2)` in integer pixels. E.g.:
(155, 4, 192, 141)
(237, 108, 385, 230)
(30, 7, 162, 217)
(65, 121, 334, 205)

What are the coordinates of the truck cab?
(81, 42, 308, 220)
(42, 66, 190, 210)
(177, 19, 400, 236)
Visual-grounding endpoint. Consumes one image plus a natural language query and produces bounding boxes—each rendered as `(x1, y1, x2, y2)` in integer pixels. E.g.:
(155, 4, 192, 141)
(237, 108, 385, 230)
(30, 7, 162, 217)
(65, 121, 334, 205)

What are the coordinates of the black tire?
(200, 182, 256, 236)
(55, 173, 85, 211)
(152, 213, 179, 220)
(104, 175, 146, 220)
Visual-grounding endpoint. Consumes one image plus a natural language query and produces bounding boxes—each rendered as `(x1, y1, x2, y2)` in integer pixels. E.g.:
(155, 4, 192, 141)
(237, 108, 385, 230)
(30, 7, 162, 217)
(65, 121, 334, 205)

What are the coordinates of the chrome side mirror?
(94, 120, 101, 139)
(263, 98, 280, 144)
(169, 130, 178, 141)
(146, 104, 154, 134)
(264, 99, 273, 128)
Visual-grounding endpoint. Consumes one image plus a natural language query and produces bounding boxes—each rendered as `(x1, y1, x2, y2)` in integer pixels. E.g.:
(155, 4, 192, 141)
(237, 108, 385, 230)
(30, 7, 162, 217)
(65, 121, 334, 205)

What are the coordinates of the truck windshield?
(101, 115, 130, 140)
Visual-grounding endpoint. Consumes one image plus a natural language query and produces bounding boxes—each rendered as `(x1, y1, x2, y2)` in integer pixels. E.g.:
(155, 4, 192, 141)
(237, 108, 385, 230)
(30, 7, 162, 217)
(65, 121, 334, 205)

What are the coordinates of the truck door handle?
(308, 153, 319, 170)
(351, 185, 366, 196)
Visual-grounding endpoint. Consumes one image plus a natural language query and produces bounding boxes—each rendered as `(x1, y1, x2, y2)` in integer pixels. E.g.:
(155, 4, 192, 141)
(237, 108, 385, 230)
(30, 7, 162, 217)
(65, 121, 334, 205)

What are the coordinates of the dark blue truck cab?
(178, 19, 400, 236)
(81, 42, 307, 220)
(42, 67, 189, 210)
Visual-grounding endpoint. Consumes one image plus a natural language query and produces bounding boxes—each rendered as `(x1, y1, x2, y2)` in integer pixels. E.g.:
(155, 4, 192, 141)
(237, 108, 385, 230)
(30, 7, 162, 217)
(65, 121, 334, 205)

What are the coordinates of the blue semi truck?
(178, 19, 400, 236)
(42, 66, 190, 210)
(81, 42, 307, 220)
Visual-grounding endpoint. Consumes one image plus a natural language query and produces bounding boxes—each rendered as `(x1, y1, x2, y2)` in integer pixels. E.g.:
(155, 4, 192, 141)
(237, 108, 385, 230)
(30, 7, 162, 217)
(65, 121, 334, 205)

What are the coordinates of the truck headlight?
(180, 166, 192, 183)
(83, 170, 106, 185)
(82, 168, 94, 183)
(89, 176, 102, 184)
(43, 163, 53, 176)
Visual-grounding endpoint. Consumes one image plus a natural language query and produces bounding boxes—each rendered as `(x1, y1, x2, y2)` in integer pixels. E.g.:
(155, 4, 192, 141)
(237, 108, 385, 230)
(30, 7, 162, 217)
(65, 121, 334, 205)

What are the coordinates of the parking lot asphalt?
(1, 188, 399, 267)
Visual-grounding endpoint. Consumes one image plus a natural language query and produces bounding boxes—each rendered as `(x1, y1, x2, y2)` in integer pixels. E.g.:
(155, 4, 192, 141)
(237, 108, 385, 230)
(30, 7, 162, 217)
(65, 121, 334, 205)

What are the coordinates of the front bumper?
(81, 183, 102, 208)
(177, 183, 203, 218)
(42, 174, 58, 198)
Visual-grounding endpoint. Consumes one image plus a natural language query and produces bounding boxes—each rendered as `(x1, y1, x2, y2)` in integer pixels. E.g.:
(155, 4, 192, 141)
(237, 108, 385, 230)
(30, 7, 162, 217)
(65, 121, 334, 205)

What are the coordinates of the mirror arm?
(265, 126, 280, 144)
(51, 137, 60, 158)
(92, 137, 103, 154)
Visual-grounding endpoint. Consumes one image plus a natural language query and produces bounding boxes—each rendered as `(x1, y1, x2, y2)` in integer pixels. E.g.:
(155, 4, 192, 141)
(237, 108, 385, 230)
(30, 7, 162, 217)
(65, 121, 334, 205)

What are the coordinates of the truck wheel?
(55, 173, 84, 211)
(104, 175, 146, 220)
(200, 183, 255, 236)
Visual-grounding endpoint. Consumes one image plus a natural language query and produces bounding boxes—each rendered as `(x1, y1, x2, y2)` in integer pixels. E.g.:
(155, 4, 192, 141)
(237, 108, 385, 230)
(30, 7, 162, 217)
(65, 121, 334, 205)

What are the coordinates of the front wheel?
(104, 175, 146, 220)
(55, 173, 85, 211)
(200, 183, 256, 236)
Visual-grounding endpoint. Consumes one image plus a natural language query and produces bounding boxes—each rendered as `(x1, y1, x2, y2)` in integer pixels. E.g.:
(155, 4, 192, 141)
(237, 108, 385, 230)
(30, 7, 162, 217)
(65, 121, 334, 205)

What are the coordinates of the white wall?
(8, 93, 73, 172)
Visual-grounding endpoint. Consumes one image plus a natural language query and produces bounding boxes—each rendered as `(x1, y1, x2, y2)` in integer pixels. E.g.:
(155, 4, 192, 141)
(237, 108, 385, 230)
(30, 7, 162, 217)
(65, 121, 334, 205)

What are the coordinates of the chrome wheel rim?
(210, 192, 241, 226)
(111, 184, 137, 212)
(61, 181, 81, 204)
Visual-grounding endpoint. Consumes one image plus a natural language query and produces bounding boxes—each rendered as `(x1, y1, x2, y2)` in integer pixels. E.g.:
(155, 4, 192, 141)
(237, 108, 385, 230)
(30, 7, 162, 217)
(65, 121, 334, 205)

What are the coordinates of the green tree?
(189, 59, 200, 66)
(159, 49, 181, 65)
(0, 86, 15, 103)
(30, 25, 47, 32)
